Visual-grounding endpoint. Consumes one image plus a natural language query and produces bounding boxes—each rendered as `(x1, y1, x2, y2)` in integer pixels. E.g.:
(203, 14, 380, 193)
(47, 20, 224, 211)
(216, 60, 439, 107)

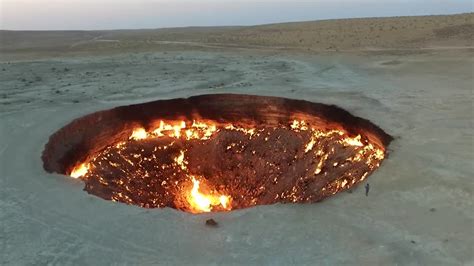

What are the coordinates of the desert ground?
(0, 14, 473, 265)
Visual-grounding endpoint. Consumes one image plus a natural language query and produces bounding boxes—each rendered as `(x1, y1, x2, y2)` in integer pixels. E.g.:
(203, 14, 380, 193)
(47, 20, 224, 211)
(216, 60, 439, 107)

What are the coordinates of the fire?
(224, 124, 256, 137)
(174, 150, 187, 170)
(190, 121, 217, 139)
(343, 135, 364, 147)
(153, 120, 186, 138)
(219, 195, 230, 209)
(172, 149, 231, 213)
(188, 176, 231, 213)
(70, 163, 89, 178)
(130, 128, 147, 140)
(290, 120, 308, 131)
(304, 137, 316, 153)
(66, 118, 386, 213)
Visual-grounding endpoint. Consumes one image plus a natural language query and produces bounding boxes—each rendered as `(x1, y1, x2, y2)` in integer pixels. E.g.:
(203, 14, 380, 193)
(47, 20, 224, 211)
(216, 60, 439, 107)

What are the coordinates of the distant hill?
(1, 13, 472, 56)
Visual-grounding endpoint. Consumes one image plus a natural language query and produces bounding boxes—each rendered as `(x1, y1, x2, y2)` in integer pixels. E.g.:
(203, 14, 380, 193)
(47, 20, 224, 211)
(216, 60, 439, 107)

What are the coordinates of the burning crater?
(43, 94, 392, 213)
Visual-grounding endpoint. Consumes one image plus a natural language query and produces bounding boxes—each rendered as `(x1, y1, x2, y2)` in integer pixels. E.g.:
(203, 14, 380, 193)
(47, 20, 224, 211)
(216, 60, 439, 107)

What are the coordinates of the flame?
(70, 163, 89, 178)
(152, 120, 186, 138)
(191, 121, 217, 139)
(304, 137, 316, 153)
(150, 120, 218, 140)
(224, 124, 256, 137)
(130, 128, 147, 140)
(290, 120, 308, 131)
(188, 176, 231, 213)
(219, 195, 230, 209)
(174, 150, 187, 171)
(173, 151, 231, 213)
(343, 135, 364, 147)
(152, 121, 166, 136)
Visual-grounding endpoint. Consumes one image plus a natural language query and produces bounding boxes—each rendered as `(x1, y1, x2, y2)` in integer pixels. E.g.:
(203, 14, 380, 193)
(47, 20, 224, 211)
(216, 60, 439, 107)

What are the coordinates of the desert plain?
(0, 13, 473, 265)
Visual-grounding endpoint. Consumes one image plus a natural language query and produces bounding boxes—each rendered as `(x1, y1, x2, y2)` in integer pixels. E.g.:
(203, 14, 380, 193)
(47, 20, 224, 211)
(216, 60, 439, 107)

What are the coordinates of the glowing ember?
(43, 94, 393, 214)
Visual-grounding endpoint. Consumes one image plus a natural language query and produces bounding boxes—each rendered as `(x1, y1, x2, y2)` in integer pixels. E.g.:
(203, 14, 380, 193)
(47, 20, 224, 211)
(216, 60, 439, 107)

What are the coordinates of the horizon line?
(1, 12, 471, 32)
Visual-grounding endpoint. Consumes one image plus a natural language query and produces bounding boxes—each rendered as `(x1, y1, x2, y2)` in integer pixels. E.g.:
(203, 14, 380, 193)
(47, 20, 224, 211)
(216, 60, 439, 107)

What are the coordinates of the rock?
(205, 218, 218, 227)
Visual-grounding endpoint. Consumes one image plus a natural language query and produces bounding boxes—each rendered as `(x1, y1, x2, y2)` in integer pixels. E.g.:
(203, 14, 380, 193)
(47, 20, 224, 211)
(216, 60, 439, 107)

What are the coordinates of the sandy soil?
(0, 14, 473, 265)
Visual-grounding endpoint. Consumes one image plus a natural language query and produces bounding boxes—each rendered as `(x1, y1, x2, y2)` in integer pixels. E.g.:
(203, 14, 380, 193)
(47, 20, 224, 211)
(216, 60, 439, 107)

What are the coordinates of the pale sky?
(1, 0, 472, 30)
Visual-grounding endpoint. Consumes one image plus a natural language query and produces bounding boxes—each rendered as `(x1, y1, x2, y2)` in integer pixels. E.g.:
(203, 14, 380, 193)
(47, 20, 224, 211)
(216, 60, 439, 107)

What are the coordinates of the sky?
(1, 0, 472, 30)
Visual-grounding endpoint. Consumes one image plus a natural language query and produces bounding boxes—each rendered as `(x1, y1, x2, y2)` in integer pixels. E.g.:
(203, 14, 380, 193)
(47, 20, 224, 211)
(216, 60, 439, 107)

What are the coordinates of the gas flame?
(290, 120, 308, 131)
(153, 120, 186, 138)
(188, 176, 231, 213)
(70, 163, 89, 178)
(130, 128, 147, 140)
(173, 150, 231, 213)
(343, 135, 364, 147)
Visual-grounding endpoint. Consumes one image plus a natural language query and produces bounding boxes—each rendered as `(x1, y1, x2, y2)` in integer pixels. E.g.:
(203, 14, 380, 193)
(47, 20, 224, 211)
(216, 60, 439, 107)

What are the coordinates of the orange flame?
(130, 128, 147, 140)
(188, 176, 231, 213)
(343, 135, 364, 147)
(70, 163, 89, 178)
